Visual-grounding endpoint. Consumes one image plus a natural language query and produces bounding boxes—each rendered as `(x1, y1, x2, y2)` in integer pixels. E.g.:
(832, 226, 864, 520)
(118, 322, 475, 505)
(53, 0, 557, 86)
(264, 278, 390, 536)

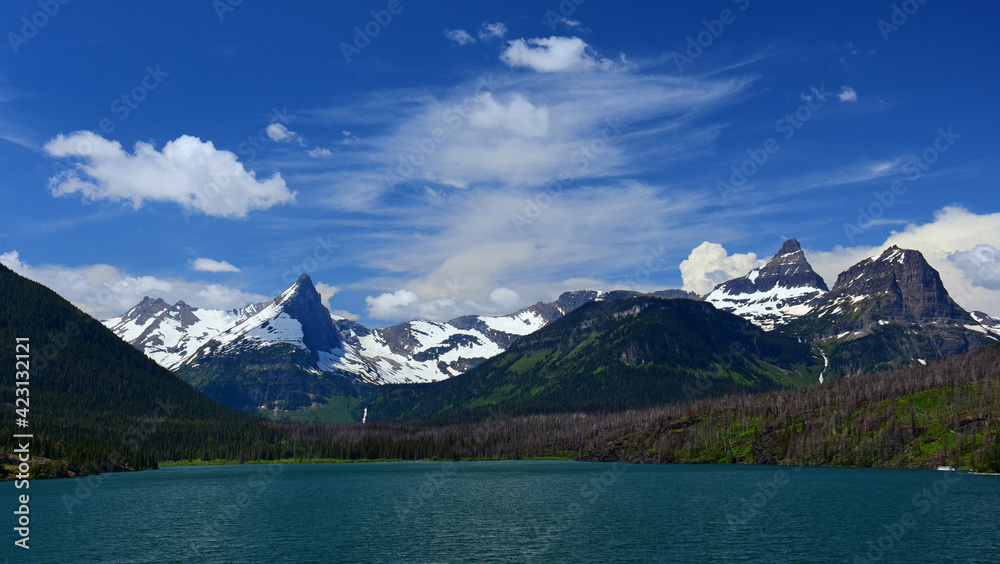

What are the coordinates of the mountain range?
(103, 239, 1000, 421)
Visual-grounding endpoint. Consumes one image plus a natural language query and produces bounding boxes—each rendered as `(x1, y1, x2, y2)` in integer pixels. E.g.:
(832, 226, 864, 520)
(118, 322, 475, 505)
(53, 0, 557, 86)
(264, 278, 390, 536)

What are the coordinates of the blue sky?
(2, 0, 999, 326)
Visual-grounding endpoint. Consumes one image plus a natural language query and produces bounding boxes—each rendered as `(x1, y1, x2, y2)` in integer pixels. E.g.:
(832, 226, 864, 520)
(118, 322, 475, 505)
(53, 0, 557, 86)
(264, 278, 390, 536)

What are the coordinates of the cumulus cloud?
(445, 29, 476, 45)
(949, 245, 1000, 291)
(190, 258, 240, 273)
(680, 242, 764, 295)
(307, 147, 332, 157)
(478, 22, 507, 40)
(44, 131, 296, 218)
(266, 123, 296, 142)
(466, 92, 550, 138)
(807, 207, 1000, 314)
(500, 36, 625, 73)
(365, 289, 428, 320)
(0, 251, 269, 319)
(313, 281, 341, 311)
(364, 285, 525, 323)
(488, 287, 522, 310)
(838, 86, 858, 102)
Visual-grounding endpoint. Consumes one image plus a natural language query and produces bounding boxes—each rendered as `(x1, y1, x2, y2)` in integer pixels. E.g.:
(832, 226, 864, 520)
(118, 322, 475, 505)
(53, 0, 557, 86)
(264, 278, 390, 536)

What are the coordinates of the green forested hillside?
(0, 264, 279, 476)
(577, 343, 1000, 470)
(368, 297, 822, 423)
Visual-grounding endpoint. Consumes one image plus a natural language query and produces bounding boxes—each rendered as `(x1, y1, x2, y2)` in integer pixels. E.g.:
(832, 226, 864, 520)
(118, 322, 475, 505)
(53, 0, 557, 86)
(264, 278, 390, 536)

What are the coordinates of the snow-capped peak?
(705, 239, 828, 330)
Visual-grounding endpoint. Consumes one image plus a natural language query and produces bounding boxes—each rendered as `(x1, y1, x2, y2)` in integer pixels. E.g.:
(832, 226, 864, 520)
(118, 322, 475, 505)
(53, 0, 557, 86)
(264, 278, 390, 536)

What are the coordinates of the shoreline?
(8, 454, 995, 481)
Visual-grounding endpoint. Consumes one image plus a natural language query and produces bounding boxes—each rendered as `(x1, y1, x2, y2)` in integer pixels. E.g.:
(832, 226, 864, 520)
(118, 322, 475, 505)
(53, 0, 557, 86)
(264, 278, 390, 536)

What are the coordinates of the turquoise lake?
(3, 461, 998, 562)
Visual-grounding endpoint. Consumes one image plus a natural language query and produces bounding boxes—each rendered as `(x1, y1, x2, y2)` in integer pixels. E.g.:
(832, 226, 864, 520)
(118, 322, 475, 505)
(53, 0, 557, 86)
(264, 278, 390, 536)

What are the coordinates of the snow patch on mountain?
(705, 239, 828, 331)
(480, 310, 546, 335)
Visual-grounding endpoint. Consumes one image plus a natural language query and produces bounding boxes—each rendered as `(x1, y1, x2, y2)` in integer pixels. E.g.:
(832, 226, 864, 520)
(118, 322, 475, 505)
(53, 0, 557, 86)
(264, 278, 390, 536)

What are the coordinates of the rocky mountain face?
(791, 246, 979, 337)
(367, 296, 821, 423)
(103, 297, 265, 370)
(705, 239, 829, 330)
(102, 243, 1000, 418)
(105, 278, 700, 417)
(782, 246, 998, 374)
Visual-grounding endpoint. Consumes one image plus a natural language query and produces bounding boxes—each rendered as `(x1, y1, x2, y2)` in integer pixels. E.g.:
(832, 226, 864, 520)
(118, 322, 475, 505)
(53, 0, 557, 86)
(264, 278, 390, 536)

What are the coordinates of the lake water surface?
(4, 461, 998, 563)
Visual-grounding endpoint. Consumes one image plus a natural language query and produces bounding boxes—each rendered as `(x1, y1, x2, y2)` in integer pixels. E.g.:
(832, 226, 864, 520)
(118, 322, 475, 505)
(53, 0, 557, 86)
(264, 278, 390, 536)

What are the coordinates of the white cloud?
(364, 285, 525, 323)
(679, 242, 764, 295)
(340, 71, 752, 199)
(354, 182, 712, 322)
(466, 92, 550, 138)
(313, 281, 341, 311)
(445, 29, 476, 45)
(365, 289, 426, 320)
(807, 207, 1000, 314)
(838, 86, 858, 102)
(190, 258, 240, 273)
(307, 147, 332, 157)
(950, 245, 1000, 291)
(266, 123, 295, 142)
(332, 309, 360, 321)
(44, 131, 296, 218)
(478, 22, 507, 40)
(488, 287, 522, 310)
(341, 130, 359, 145)
(500, 36, 625, 73)
(0, 251, 268, 319)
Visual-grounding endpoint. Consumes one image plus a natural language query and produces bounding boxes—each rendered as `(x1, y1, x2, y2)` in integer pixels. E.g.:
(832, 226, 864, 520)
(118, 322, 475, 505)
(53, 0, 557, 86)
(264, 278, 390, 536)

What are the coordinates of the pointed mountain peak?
(778, 238, 802, 255)
(294, 273, 314, 287)
(705, 239, 828, 330)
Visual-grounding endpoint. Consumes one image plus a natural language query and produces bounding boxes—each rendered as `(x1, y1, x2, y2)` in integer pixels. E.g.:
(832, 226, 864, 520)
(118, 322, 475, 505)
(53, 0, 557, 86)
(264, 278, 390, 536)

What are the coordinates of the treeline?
(367, 297, 820, 424)
(3, 262, 999, 477)
(174, 342, 1000, 470)
(576, 342, 1000, 470)
(245, 342, 1000, 470)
